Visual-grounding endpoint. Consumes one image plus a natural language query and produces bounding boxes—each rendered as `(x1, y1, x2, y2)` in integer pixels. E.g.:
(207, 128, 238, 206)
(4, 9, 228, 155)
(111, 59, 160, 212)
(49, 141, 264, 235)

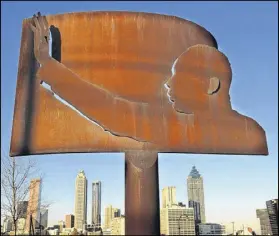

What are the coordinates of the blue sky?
(1, 1, 278, 233)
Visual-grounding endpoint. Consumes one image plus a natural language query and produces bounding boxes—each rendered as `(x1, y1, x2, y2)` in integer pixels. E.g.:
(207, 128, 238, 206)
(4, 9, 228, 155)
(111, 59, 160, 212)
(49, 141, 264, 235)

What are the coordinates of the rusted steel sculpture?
(10, 11, 268, 235)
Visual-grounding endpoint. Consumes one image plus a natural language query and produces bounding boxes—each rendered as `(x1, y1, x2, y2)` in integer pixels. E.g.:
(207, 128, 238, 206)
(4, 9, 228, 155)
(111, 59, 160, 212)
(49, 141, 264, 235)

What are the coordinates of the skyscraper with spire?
(74, 170, 88, 230)
(187, 166, 206, 223)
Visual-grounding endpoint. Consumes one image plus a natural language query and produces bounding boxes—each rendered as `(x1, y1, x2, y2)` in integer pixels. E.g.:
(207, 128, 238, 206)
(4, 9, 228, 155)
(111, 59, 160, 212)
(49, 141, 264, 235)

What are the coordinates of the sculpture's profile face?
(165, 45, 232, 114)
(166, 71, 208, 114)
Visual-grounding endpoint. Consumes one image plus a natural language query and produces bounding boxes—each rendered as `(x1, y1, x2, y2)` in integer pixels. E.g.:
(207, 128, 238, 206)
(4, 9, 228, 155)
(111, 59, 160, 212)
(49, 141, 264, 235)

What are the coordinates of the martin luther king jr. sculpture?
(10, 11, 268, 235)
(15, 12, 267, 155)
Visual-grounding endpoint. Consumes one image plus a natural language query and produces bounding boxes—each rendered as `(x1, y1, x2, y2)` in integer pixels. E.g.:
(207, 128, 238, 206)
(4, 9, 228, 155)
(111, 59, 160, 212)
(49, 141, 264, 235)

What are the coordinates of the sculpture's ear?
(207, 77, 220, 95)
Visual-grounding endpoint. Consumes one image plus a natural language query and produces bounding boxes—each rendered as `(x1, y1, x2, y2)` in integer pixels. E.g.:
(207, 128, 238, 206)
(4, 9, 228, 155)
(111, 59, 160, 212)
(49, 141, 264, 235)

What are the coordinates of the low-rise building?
(87, 230, 102, 235)
(60, 227, 74, 235)
(16, 218, 26, 235)
(3, 217, 13, 233)
(198, 223, 226, 235)
(104, 205, 121, 229)
(102, 228, 111, 235)
(111, 216, 125, 235)
(58, 220, 65, 232)
(46, 228, 59, 235)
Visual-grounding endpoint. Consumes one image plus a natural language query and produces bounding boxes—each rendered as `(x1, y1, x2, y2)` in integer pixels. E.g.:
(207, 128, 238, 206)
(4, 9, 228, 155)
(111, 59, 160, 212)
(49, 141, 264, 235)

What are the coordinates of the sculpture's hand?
(30, 12, 51, 65)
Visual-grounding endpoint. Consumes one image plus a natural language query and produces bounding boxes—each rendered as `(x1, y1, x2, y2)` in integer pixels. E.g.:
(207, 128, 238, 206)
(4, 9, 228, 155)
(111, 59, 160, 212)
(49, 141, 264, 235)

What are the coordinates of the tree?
(70, 228, 78, 235)
(1, 151, 49, 235)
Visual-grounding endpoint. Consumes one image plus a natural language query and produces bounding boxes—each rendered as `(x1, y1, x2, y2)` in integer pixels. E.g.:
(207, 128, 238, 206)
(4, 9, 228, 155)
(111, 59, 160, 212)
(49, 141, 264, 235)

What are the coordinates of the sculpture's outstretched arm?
(31, 12, 150, 142)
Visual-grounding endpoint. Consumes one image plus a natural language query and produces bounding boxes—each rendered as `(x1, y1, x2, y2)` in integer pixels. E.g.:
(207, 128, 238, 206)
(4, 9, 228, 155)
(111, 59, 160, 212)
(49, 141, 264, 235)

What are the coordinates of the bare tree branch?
(1, 150, 51, 235)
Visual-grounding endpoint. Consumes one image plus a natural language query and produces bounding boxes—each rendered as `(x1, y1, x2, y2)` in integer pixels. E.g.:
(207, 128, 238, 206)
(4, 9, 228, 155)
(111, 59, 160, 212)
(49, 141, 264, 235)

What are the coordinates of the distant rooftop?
(189, 166, 201, 178)
(77, 170, 86, 177)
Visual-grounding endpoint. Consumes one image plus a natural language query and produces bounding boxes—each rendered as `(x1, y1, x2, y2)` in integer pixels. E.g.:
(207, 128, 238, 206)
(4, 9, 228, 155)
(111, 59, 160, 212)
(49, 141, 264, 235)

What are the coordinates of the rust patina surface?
(10, 11, 268, 156)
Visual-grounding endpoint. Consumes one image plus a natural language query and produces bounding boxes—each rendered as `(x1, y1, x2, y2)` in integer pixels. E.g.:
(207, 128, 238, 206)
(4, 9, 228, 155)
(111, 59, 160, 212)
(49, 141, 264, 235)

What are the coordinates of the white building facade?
(160, 205, 195, 235)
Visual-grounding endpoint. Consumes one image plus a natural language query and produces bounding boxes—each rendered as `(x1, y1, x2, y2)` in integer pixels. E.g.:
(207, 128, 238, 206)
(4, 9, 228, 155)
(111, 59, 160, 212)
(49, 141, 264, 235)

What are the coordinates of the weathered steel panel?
(10, 12, 268, 156)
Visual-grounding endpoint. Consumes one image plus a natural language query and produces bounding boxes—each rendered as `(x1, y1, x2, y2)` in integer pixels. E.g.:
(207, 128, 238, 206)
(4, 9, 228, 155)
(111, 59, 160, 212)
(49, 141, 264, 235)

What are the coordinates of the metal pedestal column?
(125, 151, 160, 235)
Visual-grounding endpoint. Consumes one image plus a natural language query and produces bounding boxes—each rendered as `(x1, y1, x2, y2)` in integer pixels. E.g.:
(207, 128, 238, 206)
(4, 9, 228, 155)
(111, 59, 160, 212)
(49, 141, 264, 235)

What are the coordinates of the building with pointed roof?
(187, 166, 206, 223)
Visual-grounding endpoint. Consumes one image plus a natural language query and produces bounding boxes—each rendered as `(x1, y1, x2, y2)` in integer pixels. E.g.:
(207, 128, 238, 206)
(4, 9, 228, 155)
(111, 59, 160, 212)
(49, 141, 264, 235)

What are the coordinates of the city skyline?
(1, 1, 278, 234)
(39, 167, 278, 234)
(1, 171, 278, 235)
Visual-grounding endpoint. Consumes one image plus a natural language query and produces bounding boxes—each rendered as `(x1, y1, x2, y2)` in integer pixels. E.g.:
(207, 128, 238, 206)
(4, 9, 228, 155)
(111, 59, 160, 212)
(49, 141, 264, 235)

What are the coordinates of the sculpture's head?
(165, 45, 232, 114)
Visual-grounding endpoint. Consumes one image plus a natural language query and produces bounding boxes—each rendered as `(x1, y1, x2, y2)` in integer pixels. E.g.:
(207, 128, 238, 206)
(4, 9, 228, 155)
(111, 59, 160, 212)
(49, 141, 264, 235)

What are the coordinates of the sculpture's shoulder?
(230, 110, 268, 155)
(231, 110, 265, 134)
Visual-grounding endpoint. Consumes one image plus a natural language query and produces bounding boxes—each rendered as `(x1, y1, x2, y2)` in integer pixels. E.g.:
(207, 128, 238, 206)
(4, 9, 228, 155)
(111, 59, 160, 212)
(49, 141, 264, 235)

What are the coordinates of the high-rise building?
(162, 186, 177, 208)
(104, 205, 121, 229)
(160, 205, 195, 235)
(74, 170, 88, 230)
(40, 208, 48, 229)
(256, 209, 272, 235)
(65, 214, 75, 228)
(17, 201, 28, 219)
(198, 223, 226, 235)
(266, 199, 278, 235)
(25, 178, 42, 233)
(187, 166, 206, 223)
(92, 181, 101, 226)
